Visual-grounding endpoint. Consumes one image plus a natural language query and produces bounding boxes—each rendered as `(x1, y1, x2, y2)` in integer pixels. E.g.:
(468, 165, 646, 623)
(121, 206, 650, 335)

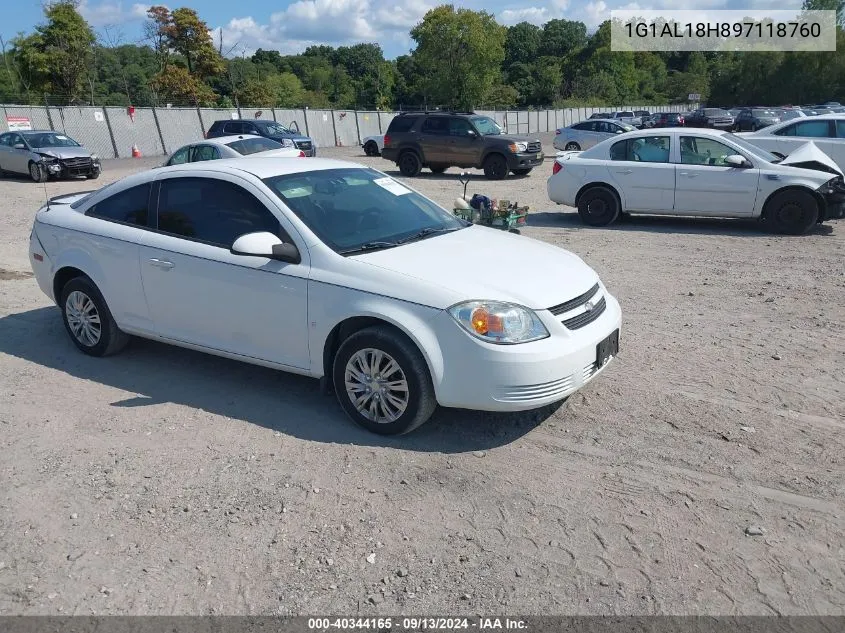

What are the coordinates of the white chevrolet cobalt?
(29, 158, 621, 434)
(548, 128, 845, 234)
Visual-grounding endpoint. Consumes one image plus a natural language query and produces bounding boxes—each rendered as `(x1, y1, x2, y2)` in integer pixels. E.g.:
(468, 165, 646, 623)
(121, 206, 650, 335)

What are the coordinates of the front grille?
(295, 141, 312, 151)
(562, 296, 606, 330)
(495, 374, 575, 403)
(549, 283, 599, 316)
(62, 157, 93, 168)
(527, 141, 542, 153)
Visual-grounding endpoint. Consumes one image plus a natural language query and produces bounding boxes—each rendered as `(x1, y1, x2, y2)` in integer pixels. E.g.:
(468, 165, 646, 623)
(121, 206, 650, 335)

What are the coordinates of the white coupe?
(29, 158, 621, 435)
(163, 134, 305, 166)
(547, 128, 845, 234)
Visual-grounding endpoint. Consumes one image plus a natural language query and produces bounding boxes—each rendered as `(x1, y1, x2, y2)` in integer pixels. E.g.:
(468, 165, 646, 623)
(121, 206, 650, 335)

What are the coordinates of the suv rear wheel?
(398, 152, 422, 177)
(429, 165, 447, 174)
(483, 154, 508, 180)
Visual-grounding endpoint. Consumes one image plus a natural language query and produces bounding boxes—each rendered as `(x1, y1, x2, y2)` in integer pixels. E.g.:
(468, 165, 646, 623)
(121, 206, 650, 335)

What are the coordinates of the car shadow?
(527, 210, 835, 237)
(0, 307, 556, 453)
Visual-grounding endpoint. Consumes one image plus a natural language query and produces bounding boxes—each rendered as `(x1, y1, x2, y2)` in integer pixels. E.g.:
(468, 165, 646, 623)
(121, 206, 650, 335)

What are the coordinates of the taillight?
(383, 135, 391, 147)
(298, 151, 305, 157)
(678, 117, 684, 124)
(552, 161, 562, 175)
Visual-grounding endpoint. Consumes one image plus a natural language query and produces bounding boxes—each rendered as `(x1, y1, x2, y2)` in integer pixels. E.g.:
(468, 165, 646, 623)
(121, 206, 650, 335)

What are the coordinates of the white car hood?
(352, 225, 599, 310)
(778, 141, 843, 177)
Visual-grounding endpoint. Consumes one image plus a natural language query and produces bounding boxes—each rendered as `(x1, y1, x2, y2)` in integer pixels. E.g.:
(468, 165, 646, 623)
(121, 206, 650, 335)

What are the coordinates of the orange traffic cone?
(131, 144, 142, 158)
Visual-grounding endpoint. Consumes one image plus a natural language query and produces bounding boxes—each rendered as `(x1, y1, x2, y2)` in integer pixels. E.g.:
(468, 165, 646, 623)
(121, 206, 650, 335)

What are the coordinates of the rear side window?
(421, 117, 448, 135)
(168, 146, 190, 165)
(226, 137, 284, 155)
(836, 120, 845, 138)
(775, 120, 832, 137)
(610, 136, 670, 162)
(86, 183, 151, 227)
(386, 116, 418, 134)
(156, 177, 280, 248)
(208, 121, 225, 134)
(572, 122, 592, 131)
(190, 145, 220, 162)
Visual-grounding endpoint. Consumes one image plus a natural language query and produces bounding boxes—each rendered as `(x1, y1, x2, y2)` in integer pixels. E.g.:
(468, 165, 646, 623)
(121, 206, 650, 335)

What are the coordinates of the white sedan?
(553, 119, 636, 151)
(736, 114, 845, 173)
(362, 134, 384, 156)
(163, 134, 304, 166)
(29, 158, 621, 435)
(547, 128, 845, 234)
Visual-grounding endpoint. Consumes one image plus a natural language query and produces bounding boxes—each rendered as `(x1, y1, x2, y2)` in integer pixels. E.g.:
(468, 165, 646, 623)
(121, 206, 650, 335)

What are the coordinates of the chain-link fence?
(0, 103, 693, 158)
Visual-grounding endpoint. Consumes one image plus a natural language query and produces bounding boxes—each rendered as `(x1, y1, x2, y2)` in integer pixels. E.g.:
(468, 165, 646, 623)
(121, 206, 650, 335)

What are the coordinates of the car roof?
(190, 134, 266, 147)
(581, 118, 624, 124)
(158, 156, 363, 179)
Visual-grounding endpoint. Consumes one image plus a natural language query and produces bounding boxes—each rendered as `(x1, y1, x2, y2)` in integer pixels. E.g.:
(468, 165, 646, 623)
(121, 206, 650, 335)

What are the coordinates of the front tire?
(29, 161, 48, 183)
(364, 141, 379, 156)
(577, 186, 621, 227)
(764, 189, 819, 235)
(332, 326, 437, 435)
(511, 168, 532, 176)
(483, 154, 508, 180)
(398, 151, 422, 177)
(60, 276, 130, 357)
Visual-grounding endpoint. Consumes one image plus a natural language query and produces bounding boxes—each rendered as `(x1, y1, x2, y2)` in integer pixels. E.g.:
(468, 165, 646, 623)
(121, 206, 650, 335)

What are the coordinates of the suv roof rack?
(396, 109, 477, 115)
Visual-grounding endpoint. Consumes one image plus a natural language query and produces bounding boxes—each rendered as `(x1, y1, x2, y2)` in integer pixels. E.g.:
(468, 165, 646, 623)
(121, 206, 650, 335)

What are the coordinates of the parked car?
(589, 112, 612, 119)
(728, 108, 743, 118)
(777, 108, 808, 122)
(633, 110, 650, 123)
(611, 111, 643, 127)
(685, 108, 735, 129)
(362, 134, 384, 156)
(736, 114, 845, 171)
(650, 112, 686, 128)
(163, 135, 304, 166)
(553, 119, 636, 151)
(733, 108, 781, 131)
(547, 128, 845, 234)
(28, 158, 621, 435)
(0, 130, 101, 182)
(206, 119, 316, 156)
(381, 111, 543, 179)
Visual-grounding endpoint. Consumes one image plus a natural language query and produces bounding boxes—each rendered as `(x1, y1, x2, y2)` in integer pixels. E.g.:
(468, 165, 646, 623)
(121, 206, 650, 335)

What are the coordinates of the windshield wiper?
(397, 226, 464, 245)
(338, 241, 399, 255)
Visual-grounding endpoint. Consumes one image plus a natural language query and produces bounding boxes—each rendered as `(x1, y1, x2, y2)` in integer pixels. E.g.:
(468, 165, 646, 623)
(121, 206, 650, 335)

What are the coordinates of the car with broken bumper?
(28, 158, 620, 435)
(0, 130, 101, 182)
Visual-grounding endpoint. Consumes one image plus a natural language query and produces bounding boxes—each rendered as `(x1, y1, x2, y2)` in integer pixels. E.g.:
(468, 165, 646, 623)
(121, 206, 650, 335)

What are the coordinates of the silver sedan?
(553, 119, 636, 151)
(163, 134, 304, 166)
(0, 130, 101, 182)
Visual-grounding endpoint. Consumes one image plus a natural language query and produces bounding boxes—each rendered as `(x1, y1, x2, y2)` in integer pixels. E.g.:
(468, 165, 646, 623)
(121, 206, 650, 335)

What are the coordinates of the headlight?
(508, 142, 528, 153)
(448, 301, 549, 344)
(280, 138, 294, 147)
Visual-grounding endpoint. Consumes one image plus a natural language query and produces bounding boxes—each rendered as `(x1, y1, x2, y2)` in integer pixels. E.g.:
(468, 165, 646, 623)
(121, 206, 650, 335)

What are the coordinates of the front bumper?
(508, 151, 545, 170)
(42, 158, 100, 178)
(431, 291, 622, 412)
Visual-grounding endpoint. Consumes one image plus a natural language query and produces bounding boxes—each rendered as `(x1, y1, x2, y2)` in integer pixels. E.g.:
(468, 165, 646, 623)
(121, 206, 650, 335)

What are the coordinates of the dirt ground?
(0, 137, 843, 616)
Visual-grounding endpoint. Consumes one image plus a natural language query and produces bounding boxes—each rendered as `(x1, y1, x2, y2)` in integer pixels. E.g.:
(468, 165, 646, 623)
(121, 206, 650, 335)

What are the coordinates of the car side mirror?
(615, 130, 624, 134)
(14, 143, 26, 150)
(231, 231, 301, 264)
(724, 154, 749, 168)
(467, 130, 478, 138)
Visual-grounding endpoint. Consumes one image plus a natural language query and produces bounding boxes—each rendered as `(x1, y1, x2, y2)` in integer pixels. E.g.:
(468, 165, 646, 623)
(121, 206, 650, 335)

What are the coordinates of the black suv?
(206, 119, 316, 156)
(381, 111, 543, 179)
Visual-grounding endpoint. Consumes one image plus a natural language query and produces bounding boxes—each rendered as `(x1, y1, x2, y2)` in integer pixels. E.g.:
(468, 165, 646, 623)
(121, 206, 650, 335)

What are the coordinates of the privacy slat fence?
(0, 103, 693, 158)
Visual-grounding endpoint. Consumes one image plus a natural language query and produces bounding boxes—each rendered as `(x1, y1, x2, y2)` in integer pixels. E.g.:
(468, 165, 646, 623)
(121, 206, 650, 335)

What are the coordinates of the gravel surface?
(1, 136, 844, 615)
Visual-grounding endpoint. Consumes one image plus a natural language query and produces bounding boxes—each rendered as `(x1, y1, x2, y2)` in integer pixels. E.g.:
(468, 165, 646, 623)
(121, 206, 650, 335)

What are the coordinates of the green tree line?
(0, 0, 842, 110)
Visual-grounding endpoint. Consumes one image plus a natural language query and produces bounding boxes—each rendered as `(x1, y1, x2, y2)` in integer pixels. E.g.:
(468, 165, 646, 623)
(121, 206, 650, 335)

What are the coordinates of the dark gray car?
(0, 130, 101, 182)
(733, 108, 781, 131)
(206, 119, 316, 156)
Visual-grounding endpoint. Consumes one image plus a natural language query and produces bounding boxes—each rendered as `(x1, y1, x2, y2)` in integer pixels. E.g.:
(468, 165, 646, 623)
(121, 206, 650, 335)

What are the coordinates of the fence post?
(151, 105, 167, 155)
(271, 107, 277, 122)
(377, 110, 382, 134)
(302, 108, 310, 138)
(100, 108, 120, 159)
(44, 94, 55, 131)
(330, 109, 338, 146)
(354, 110, 361, 145)
(195, 104, 206, 138)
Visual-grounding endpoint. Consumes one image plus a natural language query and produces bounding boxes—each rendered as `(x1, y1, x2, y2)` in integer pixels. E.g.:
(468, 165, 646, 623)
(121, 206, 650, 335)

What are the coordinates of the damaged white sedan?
(547, 128, 845, 234)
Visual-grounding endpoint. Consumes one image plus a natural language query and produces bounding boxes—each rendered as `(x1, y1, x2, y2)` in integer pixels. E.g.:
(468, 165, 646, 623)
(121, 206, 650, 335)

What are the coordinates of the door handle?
(149, 258, 174, 270)
(614, 169, 633, 174)
(679, 172, 699, 178)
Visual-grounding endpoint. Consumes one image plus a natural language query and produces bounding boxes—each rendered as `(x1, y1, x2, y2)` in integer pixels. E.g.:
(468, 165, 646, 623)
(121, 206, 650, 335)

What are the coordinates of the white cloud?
(217, 0, 433, 58)
(78, 0, 154, 26)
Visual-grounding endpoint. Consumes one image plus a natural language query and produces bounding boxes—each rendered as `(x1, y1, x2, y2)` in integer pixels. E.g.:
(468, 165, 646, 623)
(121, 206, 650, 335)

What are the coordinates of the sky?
(1, 0, 805, 59)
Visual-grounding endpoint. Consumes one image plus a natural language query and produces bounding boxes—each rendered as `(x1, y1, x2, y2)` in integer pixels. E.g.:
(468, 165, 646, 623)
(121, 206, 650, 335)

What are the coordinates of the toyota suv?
(380, 111, 543, 179)
(206, 119, 316, 156)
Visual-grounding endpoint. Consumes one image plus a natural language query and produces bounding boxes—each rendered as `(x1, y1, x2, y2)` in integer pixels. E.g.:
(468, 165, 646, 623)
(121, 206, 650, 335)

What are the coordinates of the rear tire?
(364, 141, 379, 156)
(332, 326, 437, 435)
(764, 189, 819, 235)
(60, 276, 130, 357)
(29, 161, 48, 183)
(429, 165, 447, 174)
(483, 154, 508, 180)
(577, 186, 621, 227)
(564, 142, 580, 151)
(398, 151, 422, 177)
(511, 168, 532, 176)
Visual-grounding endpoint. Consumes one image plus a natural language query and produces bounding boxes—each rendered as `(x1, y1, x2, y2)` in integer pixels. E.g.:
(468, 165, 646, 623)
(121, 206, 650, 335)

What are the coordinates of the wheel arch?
(760, 184, 824, 220)
(575, 182, 624, 210)
(51, 249, 108, 305)
(397, 145, 423, 164)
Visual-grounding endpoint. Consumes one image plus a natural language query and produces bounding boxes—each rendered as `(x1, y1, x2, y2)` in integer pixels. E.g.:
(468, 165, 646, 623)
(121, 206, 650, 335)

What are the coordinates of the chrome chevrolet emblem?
(584, 301, 594, 312)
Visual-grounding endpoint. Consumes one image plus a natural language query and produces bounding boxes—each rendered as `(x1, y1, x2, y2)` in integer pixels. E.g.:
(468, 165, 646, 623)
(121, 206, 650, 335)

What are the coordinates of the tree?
(169, 8, 223, 77)
(803, 0, 844, 25)
(266, 72, 305, 107)
(410, 5, 506, 109)
(11, 0, 95, 103)
(540, 19, 587, 58)
(505, 22, 541, 67)
(149, 64, 215, 105)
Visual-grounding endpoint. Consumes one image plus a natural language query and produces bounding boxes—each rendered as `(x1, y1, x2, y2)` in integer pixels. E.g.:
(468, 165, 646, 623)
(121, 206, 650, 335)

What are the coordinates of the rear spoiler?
(49, 191, 97, 203)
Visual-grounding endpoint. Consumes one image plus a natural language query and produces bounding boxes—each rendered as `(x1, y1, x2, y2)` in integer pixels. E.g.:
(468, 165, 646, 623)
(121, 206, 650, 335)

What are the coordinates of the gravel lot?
(0, 136, 843, 616)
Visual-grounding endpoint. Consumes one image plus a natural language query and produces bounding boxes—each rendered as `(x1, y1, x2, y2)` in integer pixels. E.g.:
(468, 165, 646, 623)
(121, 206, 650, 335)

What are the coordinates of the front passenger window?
(680, 136, 736, 166)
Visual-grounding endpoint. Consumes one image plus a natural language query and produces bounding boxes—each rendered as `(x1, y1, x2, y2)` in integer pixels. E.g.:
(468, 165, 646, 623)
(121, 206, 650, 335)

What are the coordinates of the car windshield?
(23, 132, 81, 148)
(263, 168, 467, 253)
(256, 121, 294, 136)
(226, 137, 285, 155)
(704, 109, 730, 116)
(724, 133, 781, 163)
(753, 109, 778, 117)
(470, 116, 502, 135)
